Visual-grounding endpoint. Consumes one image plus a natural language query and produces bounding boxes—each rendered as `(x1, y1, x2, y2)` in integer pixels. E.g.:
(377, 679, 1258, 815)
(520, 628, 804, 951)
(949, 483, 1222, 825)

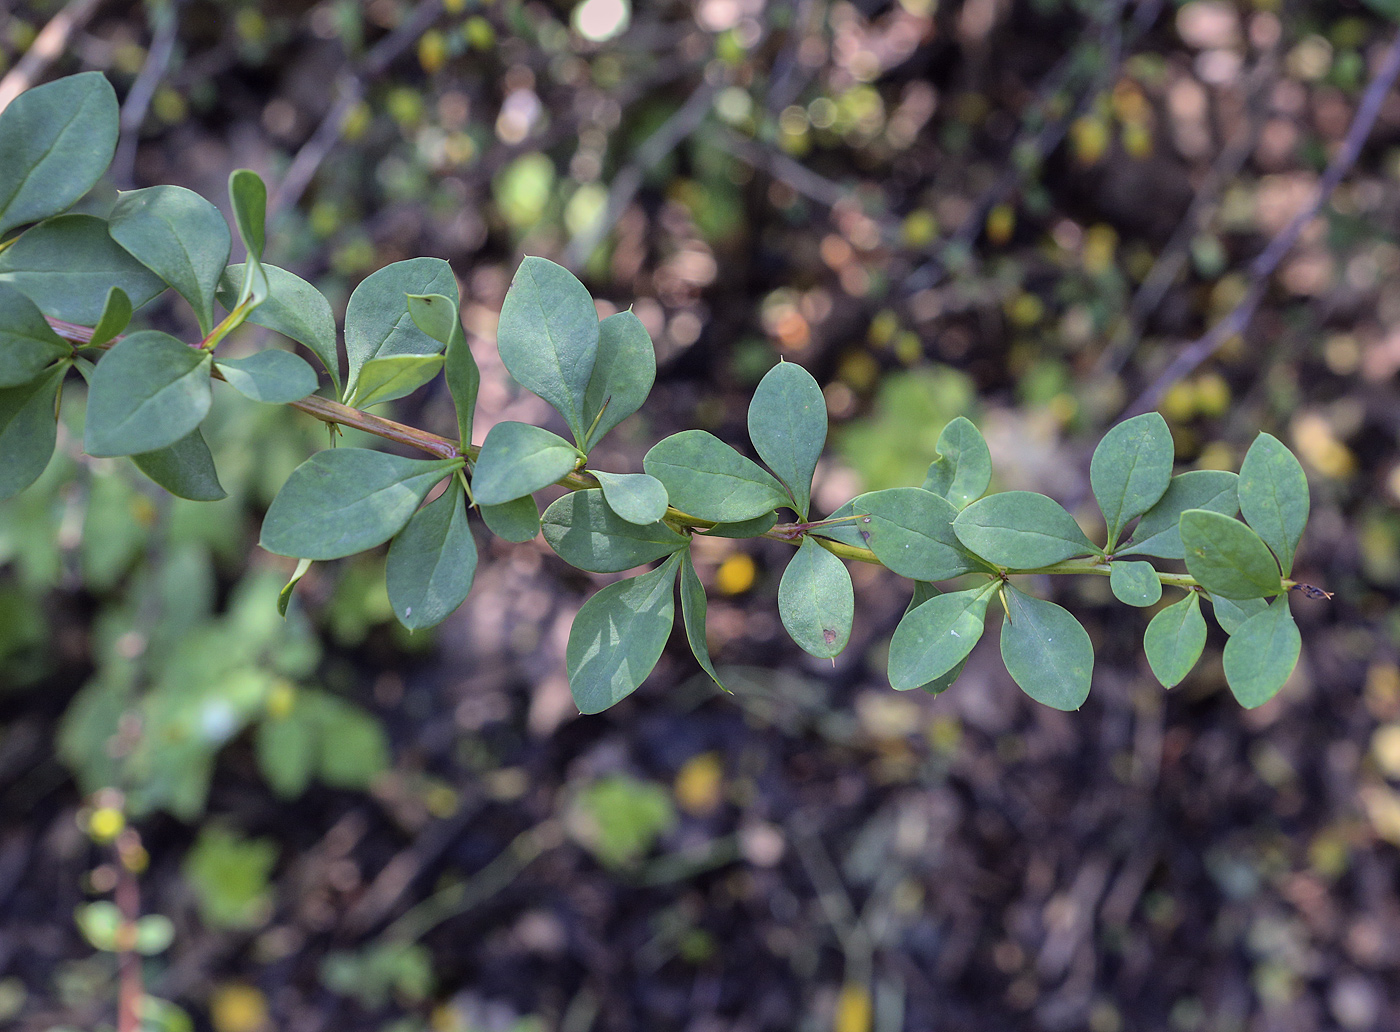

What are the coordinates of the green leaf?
(471, 421, 578, 506)
(1143, 592, 1206, 689)
(697, 512, 778, 538)
(1238, 432, 1309, 575)
(0, 282, 69, 387)
(479, 494, 541, 542)
(541, 490, 687, 572)
(346, 353, 444, 408)
(496, 256, 599, 444)
(582, 310, 655, 449)
(87, 286, 132, 348)
(644, 429, 789, 523)
(0, 365, 63, 501)
(259, 448, 461, 559)
(278, 558, 313, 617)
(679, 550, 723, 689)
(218, 264, 340, 395)
(902, 585, 969, 694)
(83, 331, 212, 456)
(1179, 509, 1283, 599)
(777, 537, 853, 658)
(953, 491, 1097, 568)
(1000, 585, 1094, 711)
(1223, 596, 1300, 708)
(1119, 470, 1238, 559)
(408, 293, 477, 447)
(215, 349, 318, 404)
(131, 428, 226, 501)
(567, 552, 681, 714)
(1208, 593, 1269, 635)
(887, 585, 993, 691)
(921, 416, 991, 509)
(593, 470, 669, 525)
(343, 257, 457, 399)
(0, 214, 166, 324)
(228, 170, 269, 308)
(108, 185, 231, 335)
(386, 477, 477, 630)
(747, 361, 825, 519)
(0, 71, 119, 237)
(1090, 411, 1173, 548)
(1109, 560, 1162, 607)
(849, 487, 979, 580)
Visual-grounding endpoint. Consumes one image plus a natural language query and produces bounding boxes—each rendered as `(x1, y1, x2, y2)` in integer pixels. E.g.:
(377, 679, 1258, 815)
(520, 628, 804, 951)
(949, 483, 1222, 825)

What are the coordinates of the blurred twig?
(111, 0, 182, 188)
(1125, 28, 1400, 418)
(0, 0, 105, 112)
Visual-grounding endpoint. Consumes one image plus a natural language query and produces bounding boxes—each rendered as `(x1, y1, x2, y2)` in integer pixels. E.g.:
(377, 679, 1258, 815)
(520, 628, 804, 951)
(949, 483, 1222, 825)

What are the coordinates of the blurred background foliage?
(5, 0, 1400, 1029)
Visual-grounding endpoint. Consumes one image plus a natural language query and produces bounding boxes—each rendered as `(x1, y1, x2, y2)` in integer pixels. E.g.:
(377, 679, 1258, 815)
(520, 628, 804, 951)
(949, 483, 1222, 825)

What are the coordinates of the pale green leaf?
(778, 537, 853, 658)
(216, 350, 318, 404)
(887, 585, 993, 691)
(644, 429, 789, 523)
(471, 421, 578, 506)
(1238, 432, 1309, 575)
(593, 470, 668, 525)
(1108, 560, 1162, 607)
(83, 331, 212, 457)
(1119, 470, 1237, 559)
(921, 416, 991, 509)
(1000, 586, 1093, 710)
(1179, 509, 1282, 599)
(1223, 596, 1300, 708)
(583, 309, 654, 449)
(748, 361, 825, 518)
(1143, 592, 1206, 689)
(344, 257, 457, 399)
(1090, 411, 1173, 548)
(541, 489, 686, 572)
(386, 477, 477, 630)
(346, 353, 444, 408)
(953, 491, 1097, 568)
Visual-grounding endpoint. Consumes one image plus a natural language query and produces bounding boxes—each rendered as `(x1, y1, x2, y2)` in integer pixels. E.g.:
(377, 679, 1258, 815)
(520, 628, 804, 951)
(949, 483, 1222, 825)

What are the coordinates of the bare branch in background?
(0, 0, 105, 111)
(111, 0, 182, 188)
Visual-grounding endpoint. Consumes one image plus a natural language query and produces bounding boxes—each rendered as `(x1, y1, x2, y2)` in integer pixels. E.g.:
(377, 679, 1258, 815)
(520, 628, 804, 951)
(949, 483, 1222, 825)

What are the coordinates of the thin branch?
(1125, 28, 1400, 417)
(0, 0, 105, 112)
(111, 0, 183, 188)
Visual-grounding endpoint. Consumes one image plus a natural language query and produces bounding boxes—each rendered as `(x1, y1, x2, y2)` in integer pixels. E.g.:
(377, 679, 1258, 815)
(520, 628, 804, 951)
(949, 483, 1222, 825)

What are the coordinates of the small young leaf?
(87, 286, 132, 348)
(1109, 560, 1162, 607)
(216, 350, 319, 404)
(84, 331, 212, 457)
(1238, 432, 1309, 575)
(346, 353, 444, 408)
(108, 185, 231, 335)
(922, 416, 992, 509)
(386, 477, 477, 630)
(218, 263, 340, 395)
(0, 282, 70, 387)
(259, 448, 461, 559)
(408, 293, 477, 447)
(680, 550, 724, 689)
(1000, 585, 1094, 711)
(778, 537, 853, 658)
(592, 470, 669, 525)
(953, 491, 1097, 568)
(849, 487, 979, 581)
(1222, 596, 1300, 708)
(1090, 411, 1173, 548)
(1208, 593, 1269, 635)
(887, 585, 993, 691)
(1179, 509, 1283, 599)
(496, 256, 599, 444)
(699, 512, 779, 538)
(343, 257, 457, 400)
(131, 428, 226, 501)
(747, 361, 826, 519)
(583, 310, 655, 449)
(644, 429, 789, 522)
(479, 494, 541, 542)
(278, 558, 314, 617)
(567, 552, 681, 713)
(0, 71, 119, 236)
(228, 169, 269, 308)
(1119, 470, 1238, 559)
(0, 365, 63, 501)
(0, 214, 166, 324)
(1143, 592, 1206, 689)
(541, 490, 686, 572)
(471, 421, 578, 506)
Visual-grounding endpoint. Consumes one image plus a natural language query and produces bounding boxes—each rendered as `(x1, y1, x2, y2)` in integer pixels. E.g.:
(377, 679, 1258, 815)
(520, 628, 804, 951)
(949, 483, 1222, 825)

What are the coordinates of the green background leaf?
(953, 491, 1097, 568)
(386, 478, 477, 630)
(1000, 586, 1093, 710)
(131, 428, 227, 501)
(1238, 432, 1308, 575)
(216, 350, 318, 404)
(541, 490, 686, 572)
(644, 429, 789, 523)
(777, 537, 853, 658)
(747, 361, 826, 519)
(921, 416, 991, 509)
(582, 310, 655, 449)
(84, 331, 212, 457)
(1223, 596, 1300, 708)
(344, 258, 457, 400)
(1090, 411, 1173, 547)
(1143, 592, 1206, 689)
(471, 421, 578, 506)
(1180, 509, 1282, 599)
(1119, 470, 1238, 559)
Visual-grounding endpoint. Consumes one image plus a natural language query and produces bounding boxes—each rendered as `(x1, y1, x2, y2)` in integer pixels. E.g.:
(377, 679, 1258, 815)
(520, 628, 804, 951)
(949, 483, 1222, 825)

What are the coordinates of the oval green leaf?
(953, 491, 1097, 568)
(748, 361, 826, 519)
(408, 293, 478, 448)
(0, 365, 63, 501)
(1000, 585, 1093, 710)
(471, 421, 578, 506)
(346, 353, 444, 408)
(131, 428, 227, 501)
(216, 350, 319, 404)
(541, 490, 686, 573)
(344, 257, 457, 400)
(1208, 593, 1269, 635)
(1119, 469, 1238, 559)
(87, 286, 132, 349)
(1143, 592, 1206, 689)
(109, 185, 231, 335)
(84, 331, 212, 457)
(887, 585, 993, 691)
(1109, 560, 1162, 607)
(921, 416, 991, 510)
(1090, 411, 1173, 548)
(386, 478, 478, 630)
(218, 263, 340, 396)
(644, 429, 789, 523)
(567, 552, 681, 714)
(593, 470, 669, 526)
(0, 282, 70, 387)
(850, 486, 978, 581)
(777, 537, 853, 658)
(1179, 509, 1282, 599)
(583, 309, 655, 450)
(479, 494, 541, 542)
(1238, 432, 1308, 575)
(1222, 596, 1300, 708)
(680, 550, 723, 689)
(259, 448, 461, 559)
